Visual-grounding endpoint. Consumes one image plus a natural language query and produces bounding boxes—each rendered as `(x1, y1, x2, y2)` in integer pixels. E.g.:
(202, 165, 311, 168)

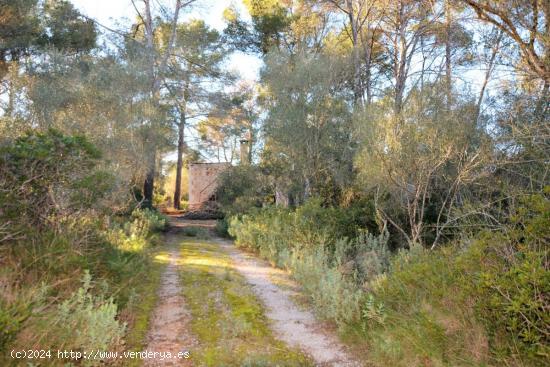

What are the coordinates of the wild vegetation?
(217, 1, 549, 366)
(0, 0, 548, 366)
(0, 130, 168, 364)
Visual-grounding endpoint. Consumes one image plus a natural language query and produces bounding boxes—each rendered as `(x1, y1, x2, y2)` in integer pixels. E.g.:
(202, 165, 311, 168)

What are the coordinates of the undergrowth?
(0, 211, 167, 366)
(0, 131, 168, 365)
(229, 197, 550, 366)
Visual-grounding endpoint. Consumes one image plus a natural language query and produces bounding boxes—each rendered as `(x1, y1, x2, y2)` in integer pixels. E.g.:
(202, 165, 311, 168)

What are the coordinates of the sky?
(70, 0, 263, 81)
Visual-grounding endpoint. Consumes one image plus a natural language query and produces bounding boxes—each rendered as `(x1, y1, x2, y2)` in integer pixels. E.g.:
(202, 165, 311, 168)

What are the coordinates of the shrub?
(289, 245, 365, 326)
(227, 194, 550, 366)
(215, 218, 231, 238)
(361, 195, 550, 366)
(130, 208, 167, 234)
(229, 201, 389, 328)
(0, 285, 47, 351)
(107, 208, 167, 251)
(462, 194, 550, 361)
(52, 271, 126, 354)
(216, 165, 270, 215)
(0, 133, 168, 364)
(334, 231, 391, 286)
(0, 129, 107, 229)
(180, 226, 210, 238)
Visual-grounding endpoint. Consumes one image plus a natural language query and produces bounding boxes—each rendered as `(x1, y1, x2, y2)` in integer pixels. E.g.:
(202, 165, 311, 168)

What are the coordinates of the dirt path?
(215, 238, 361, 367)
(144, 236, 197, 366)
(147, 217, 361, 366)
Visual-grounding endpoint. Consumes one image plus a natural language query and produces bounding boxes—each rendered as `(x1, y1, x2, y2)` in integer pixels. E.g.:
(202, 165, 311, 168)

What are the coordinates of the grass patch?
(177, 239, 313, 366)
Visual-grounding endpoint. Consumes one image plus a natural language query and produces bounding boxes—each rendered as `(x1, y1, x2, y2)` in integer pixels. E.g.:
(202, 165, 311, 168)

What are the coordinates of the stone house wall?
(188, 162, 230, 210)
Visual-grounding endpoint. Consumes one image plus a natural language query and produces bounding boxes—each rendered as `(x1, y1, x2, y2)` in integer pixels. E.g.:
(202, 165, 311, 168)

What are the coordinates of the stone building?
(187, 162, 231, 210)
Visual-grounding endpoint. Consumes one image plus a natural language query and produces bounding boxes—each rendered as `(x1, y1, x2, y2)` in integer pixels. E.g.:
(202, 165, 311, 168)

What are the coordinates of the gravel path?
(215, 238, 361, 367)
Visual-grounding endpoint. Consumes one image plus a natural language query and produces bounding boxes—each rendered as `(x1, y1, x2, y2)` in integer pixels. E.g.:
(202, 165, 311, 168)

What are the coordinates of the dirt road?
(144, 217, 360, 366)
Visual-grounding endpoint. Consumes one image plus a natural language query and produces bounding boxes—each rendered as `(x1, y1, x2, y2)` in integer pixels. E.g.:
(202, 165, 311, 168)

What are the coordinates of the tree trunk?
(142, 150, 156, 209)
(363, 30, 375, 106)
(444, 0, 452, 107)
(393, 2, 408, 115)
(139, 0, 183, 209)
(345, 0, 363, 106)
(6, 79, 14, 117)
(173, 109, 186, 209)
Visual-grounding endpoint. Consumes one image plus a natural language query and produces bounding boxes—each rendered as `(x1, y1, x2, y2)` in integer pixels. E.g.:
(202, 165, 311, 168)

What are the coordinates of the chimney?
(240, 131, 251, 165)
(239, 139, 249, 165)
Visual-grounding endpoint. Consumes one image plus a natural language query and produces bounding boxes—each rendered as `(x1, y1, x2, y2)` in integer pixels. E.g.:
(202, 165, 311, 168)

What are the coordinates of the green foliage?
(361, 294, 386, 327)
(464, 195, 550, 361)
(130, 208, 167, 234)
(180, 226, 210, 239)
(0, 0, 41, 68)
(215, 218, 231, 238)
(230, 197, 549, 366)
(0, 285, 47, 351)
(70, 170, 117, 208)
(216, 165, 269, 214)
(354, 85, 489, 247)
(107, 209, 167, 251)
(225, 0, 291, 53)
(53, 271, 125, 353)
(1, 0, 548, 365)
(0, 129, 108, 229)
(362, 195, 550, 366)
(43, 0, 97, 52)
(0, 206, 165, 362)
(287, 245, 365, 326)
(363, 246, 479, 366)
(261, 51, 354, 204)
(0, 0, 96, 75)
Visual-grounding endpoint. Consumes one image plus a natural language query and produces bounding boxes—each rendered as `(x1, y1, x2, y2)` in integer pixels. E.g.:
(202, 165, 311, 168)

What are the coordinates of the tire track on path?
(144, 234, 197, 367)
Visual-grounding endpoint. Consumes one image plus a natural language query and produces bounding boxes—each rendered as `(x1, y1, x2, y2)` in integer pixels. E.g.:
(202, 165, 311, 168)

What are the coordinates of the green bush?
(0, 285, 47, 351)
(53, 271, 126, 354)
(288, 245, 365, 326)
(0, 129, 107, 228)
(463, 194, 550, 361)
(215, 218, 231, 238)
(0, 205, 164, 362)
(229, 196, 549, 366)
(180, 226, 210, 238)
(129, 208, 167, 233)
(362, 195, 550, 366)
(216, 165, 270, 215)
(107, 208, 167, 251)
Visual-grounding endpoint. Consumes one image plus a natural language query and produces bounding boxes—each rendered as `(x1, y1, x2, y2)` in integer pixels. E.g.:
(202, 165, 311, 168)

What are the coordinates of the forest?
(0, 0, 548, 366)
